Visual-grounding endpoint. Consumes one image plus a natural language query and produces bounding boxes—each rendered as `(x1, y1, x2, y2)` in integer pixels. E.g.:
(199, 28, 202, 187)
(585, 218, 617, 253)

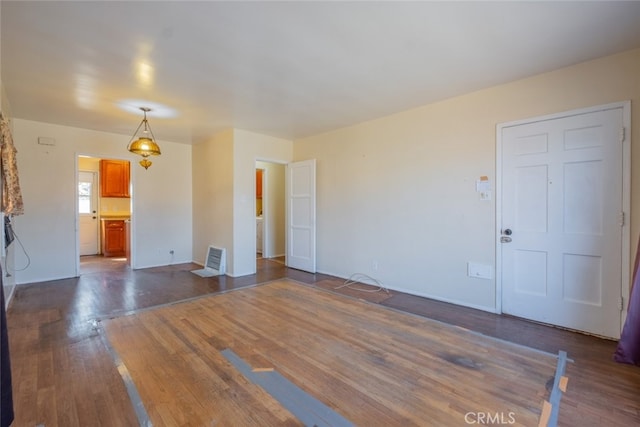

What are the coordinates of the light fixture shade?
(128, 136, 161, 156)
(139, 158, 153, 169)
(127, 107, 161, 168)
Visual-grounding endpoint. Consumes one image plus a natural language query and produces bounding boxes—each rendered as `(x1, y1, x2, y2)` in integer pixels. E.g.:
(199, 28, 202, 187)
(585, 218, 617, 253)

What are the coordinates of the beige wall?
(10, 119, 193, 283)
(192, 128, 292, 276)
(233, 129, 292, 275)
(294, 48, 640, 311)
(192, 128, 235, 272)
(78, 156, 99, 171)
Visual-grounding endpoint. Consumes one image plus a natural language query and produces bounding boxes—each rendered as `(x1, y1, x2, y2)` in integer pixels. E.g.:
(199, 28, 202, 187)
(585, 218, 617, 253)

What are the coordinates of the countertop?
(100, 214, 131, 220)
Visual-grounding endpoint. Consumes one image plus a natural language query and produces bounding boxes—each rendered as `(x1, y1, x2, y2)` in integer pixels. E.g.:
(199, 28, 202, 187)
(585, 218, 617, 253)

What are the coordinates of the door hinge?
(620, 211, 625, 227)
(620, 127, 626, 143)
(619, 295, 624, 311)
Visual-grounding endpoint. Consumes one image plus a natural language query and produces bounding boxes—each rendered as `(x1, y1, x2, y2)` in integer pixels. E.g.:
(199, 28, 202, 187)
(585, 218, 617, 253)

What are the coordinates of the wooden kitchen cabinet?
(100, 159, 130, 197)
(256, 169, 263, 199)
(102, 219, 126, 257)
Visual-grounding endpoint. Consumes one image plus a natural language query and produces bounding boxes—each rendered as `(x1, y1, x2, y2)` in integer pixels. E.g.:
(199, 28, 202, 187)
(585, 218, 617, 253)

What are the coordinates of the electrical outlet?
(468, 262, 492, 279)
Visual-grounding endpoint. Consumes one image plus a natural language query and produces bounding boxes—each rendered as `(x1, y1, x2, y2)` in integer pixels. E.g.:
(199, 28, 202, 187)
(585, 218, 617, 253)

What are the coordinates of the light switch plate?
(480, 191, 492, 200)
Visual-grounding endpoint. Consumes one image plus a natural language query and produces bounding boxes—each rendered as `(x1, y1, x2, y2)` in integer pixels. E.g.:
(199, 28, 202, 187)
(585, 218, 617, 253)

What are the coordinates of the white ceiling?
(2, 1, 640, 144)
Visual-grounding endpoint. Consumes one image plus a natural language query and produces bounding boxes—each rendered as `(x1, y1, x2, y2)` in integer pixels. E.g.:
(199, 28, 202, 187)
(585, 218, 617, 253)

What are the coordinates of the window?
(79, 181, 92, 214)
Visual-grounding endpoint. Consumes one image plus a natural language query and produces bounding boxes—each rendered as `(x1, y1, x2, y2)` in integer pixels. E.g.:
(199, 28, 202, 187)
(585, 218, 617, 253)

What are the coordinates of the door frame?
(75, 153, 135, 275)
(495, 101, 631, 330)
(257, 166, 267, 257)
(254, 159, 286, 263)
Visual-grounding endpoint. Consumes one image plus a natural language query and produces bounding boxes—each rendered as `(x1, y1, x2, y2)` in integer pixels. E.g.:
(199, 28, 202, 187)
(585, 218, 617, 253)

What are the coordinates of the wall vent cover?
(191, 245, 226, 277)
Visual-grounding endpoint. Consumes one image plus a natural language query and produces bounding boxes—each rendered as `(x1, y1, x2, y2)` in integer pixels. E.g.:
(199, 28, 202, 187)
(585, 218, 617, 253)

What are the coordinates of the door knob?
(503, 229, 512, 236)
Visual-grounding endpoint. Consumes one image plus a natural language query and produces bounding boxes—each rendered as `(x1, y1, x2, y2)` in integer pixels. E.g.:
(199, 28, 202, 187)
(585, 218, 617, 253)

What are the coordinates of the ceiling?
(2, 1, 640, 144)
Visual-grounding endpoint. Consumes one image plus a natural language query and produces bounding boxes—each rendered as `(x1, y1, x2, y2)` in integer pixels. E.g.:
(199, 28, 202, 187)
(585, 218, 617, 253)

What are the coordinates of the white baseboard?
(316, 268, 497, 314)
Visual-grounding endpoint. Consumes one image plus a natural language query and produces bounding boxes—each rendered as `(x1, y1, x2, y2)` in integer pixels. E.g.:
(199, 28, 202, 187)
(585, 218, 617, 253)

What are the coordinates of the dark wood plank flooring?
(4, 255, 640, 426)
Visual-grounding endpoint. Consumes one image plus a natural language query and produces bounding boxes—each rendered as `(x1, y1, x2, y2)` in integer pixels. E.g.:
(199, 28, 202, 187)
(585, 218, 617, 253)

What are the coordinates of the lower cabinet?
(102, 219, 126, 257)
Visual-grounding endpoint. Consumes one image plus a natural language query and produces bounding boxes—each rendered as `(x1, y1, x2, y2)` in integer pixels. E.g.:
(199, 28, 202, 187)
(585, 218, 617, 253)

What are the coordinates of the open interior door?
(286, 159, 316, 273)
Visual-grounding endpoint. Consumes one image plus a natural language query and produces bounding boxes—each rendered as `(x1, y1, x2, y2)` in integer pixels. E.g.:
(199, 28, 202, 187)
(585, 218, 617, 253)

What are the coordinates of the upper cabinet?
(256, 169, 263, 199)
(100, 159, 130, 198)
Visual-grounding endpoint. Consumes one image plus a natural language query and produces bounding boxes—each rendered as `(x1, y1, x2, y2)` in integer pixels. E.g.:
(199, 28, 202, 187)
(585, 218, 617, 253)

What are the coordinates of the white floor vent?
(191, 245, 226, 277)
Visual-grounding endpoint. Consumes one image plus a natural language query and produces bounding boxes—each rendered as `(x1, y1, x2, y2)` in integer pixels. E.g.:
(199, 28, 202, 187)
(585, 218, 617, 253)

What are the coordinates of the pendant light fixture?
(127, 107, 161, 169)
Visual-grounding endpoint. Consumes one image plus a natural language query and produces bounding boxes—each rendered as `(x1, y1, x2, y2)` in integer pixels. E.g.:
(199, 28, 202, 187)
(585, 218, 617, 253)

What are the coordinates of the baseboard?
(388, 284, 497, 314)
(316, 268, 497, 314)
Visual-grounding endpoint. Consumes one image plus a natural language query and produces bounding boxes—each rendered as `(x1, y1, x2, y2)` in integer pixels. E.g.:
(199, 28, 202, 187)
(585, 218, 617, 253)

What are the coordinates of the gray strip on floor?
(97, 321, 153, 427)
(547, 350, 569, 427)
(222, 348, 354, 427)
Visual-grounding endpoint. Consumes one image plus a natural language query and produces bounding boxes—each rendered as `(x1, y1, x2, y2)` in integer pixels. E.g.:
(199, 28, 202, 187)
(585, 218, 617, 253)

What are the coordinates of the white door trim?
(495, 101, 631, 332)
(254, 159, 287, 263)
(256, 167, 267, 257)
(75, 153, 135, 275)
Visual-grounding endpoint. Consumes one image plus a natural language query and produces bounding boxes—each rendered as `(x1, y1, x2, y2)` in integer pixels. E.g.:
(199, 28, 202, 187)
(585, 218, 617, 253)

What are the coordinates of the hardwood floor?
(4, 257, 640, 426)
(104, 280, 557, 426)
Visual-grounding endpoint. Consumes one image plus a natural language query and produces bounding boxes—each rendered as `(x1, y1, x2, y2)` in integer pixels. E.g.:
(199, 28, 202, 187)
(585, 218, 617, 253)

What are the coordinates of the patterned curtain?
(0, 114, 24, 216)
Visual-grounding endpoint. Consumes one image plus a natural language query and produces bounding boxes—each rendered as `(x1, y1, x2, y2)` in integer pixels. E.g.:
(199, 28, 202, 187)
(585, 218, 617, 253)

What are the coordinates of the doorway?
(255, 161, 286, 263)
(497, 102, 630, 338)
(77, 155, 132, 275)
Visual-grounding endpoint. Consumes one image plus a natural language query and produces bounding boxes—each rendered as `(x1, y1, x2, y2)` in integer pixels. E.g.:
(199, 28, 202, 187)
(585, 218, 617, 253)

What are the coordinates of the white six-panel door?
(500, 106, 626, 338)
(286, 159, 316, 273)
